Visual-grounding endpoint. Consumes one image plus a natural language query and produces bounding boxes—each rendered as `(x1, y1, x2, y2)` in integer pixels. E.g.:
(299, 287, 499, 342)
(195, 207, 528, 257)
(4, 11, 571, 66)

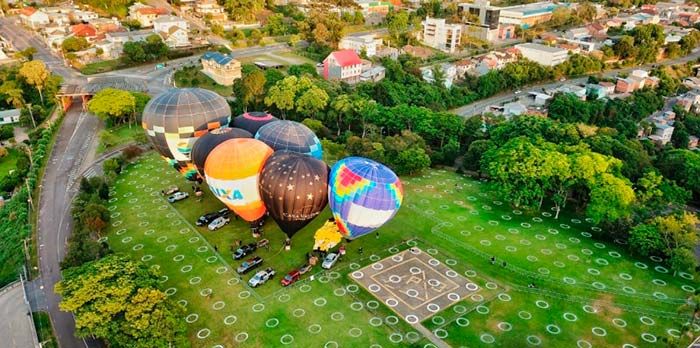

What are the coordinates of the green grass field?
(174, 66, 233, 97)
(0, 147, 21, 181)
(97, 125, 143, 154)
(103, 152, 699, 347)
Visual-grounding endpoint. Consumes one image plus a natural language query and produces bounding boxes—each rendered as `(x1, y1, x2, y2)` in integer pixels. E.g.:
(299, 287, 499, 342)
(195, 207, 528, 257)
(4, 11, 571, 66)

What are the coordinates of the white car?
(321, 253, 340, 269)
(248, 267, 275, 287)
(167, 191, 189, 203)
(207, 216, 230, 231)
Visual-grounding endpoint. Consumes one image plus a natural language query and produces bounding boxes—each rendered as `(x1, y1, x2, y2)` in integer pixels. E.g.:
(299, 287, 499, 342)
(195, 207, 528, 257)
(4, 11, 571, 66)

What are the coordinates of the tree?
(0, 80, 25, 109)
(264, 75, 328, 119)
(265, 13, 287, 36)
(239, 69, 266, 110)
(61, 37, 90, 53)
(87, 88, 137, 127)
(296, 86, 329, 117)
(55, 255, 189, 348)
(248, 29, 263, 45)
(19, 60, 50, 104)
(386, 10, 409, 43)
(671, 121, 690, 149)
(586, 173, 635, 223)
(656, 149, 700, 198)
(463, 139, 493, 173)
(613, 35, 637, 59)
(395, 147, 431, 175)
(0, 125, 13, 141)
(123, 42, 147, 63)
(288, 63, 318, 77)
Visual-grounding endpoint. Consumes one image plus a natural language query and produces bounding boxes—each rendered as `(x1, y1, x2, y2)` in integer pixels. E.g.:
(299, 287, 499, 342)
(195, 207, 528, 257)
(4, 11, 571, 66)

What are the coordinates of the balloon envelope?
(191, 127, 252, 177)
(231, 111, 278, 135)
(259, 151, 329, 237)
(255, 120, 323, 159)
(204, 138, 273, 221)
(142, 88, 231, 180)
(328, 157, 403, 239)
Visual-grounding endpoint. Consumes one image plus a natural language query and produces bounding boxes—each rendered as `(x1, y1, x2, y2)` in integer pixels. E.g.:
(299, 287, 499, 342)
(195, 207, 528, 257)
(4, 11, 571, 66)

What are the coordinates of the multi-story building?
(515, 43, 567, 66)
(421, 17, 462, 53)
(458, 0, 507, 42)
(339, 34, 382, 57)
(132, 7, 168, 28)
(323, 50, 363, 84)
(201, 51, 242, 86)
(154, 15, 189, 47)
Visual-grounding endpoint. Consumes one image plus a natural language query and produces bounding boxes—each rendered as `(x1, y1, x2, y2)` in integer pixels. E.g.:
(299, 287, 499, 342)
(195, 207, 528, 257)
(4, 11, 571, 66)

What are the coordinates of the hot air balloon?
(255, 120, 323, 160)
(328, 157, 403, 239)
(204, 138, 273, 221)
(190, 127, 252, 177)
(142, 88, 231, 180)
(259, 151, 329, 238)
(231, 111, 278, 135)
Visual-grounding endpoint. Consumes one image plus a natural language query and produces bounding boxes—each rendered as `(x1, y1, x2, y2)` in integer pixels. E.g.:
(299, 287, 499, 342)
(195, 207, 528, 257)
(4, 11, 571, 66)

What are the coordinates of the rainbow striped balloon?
(328, 157, 403, 239)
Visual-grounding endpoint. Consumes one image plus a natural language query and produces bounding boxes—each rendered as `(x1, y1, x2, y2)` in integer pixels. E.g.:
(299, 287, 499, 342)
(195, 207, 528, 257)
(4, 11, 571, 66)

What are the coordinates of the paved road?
(0, 282, 40, 348)
(451, 50, 700, 118)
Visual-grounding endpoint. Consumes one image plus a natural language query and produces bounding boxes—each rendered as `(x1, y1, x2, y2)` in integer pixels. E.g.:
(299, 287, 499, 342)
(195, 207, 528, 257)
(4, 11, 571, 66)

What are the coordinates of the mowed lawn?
(0, 147, 21, 180)
(104, 152, 699, 347)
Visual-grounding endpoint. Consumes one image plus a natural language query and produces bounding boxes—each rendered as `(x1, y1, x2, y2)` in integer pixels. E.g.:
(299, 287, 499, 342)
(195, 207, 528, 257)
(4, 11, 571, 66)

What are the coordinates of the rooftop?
(202, 51, 236, 65)
(516, 43, 567, 54)
(328, 50, 362, 67)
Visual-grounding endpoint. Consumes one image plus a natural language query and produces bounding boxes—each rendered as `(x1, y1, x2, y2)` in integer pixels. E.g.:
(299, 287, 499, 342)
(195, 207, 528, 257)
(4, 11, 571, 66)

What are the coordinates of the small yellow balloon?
(313, 220, 343, 252)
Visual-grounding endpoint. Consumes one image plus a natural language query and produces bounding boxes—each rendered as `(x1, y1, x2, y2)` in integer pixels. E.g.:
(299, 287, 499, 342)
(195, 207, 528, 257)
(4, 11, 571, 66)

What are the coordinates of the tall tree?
(87, 88, 137, 127)
(19, 60, 50, 104)
(56, 255, 189, 348)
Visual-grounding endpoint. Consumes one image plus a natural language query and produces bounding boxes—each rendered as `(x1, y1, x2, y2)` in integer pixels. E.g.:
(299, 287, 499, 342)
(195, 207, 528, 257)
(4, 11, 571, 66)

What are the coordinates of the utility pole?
(27, 103, 36, 128)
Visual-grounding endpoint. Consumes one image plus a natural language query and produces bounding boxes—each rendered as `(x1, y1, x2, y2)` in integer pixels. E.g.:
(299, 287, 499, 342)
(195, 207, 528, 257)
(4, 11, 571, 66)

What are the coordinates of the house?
(498, 1, 562, 28)
(400, 45, 434, 60)
(421, 17, 462, 53)
(323, 50, 363, 84)
(360, 66, 386, 83)
(71, 10, 99, 22)
(20, 7, 50, 28)
(43, 27, 70, 51)
(599, 81, 616, 95)
(154, 15, 189, 47)
(586, 23, 608, 39)
(355, 0, 393, 15)
(420, 63, 457, 88)
(565, 27, 591, 41)
(615, 77, 638, 93)
(196, 0, 228, 21)
(70, 23, 99, 41)
(47, 12, 71, 26)
(0, 109, 20, 125)
(457, 0, 504, 42)
(375, 46, 399, 60)
(339, 34, 382, 57)
(133, 7, 169, 28)
(104, 29, 153, 58)
(649, 123, 674, 145)
(201, 51, 242, 86)
(586, 84, 608, 99)
(515, 43, 567, 66)
(159, 26, 190, 48)
(548, 84, 587, 100)
(503, 101, 528, 117)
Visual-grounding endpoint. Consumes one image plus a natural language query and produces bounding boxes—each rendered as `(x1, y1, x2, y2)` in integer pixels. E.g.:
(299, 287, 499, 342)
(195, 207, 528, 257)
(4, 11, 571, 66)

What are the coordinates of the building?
(196, 0, 227, 21)
(339, 34, 382, 57)
(201, 51, 242, 86)
(71, 10, 99, 22)
(19, 7, 50, 29)
(355, 0, 393, 15)
(586, 83, 608, 99)
(103, 29, 153, 58)
(323, 50, 363, 84)
(649, 123, 674, 145)
(498, 1, 561, 28)
(376, 46, 399, 60)
(154, 15, 189, 47)
(421, 17, 462, 53)
(615, 77, 637, 93)
(360, 66, 386, 83)
(458, 0, 505, 42)
(689, 135, 699, 150)
(133, 7, 169, 28)
(0, 109, 20, 125)
(420, 63, 457, 88)
(159, 26, 190, 48)
(70, 23, 99, 41)
(515, 43, 567, 66)
(503, 101, 528, 117)
(565, 27, 591, 41)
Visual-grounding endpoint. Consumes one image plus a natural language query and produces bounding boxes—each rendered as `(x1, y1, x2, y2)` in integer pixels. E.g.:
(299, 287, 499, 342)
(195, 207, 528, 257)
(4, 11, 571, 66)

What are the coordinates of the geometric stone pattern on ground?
(353, 248, 477, 322)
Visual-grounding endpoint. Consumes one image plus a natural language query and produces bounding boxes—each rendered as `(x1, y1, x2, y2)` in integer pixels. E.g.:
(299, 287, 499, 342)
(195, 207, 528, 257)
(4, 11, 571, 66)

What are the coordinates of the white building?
(360, 66, 386, 83)
(0, 109, 20, 125)
(19, 7, 50, 29)
(71, 10, 99, 22)
(515, 43, 568, 66)
(154, 15, 189, 47)
(421, 17, 462, 53)
(339, 34, 382, 57)
(420, 63, 457, 88)
(154, 15, 188, 32)
(103, 30, 153, 58)
(650, 123, 674, 145)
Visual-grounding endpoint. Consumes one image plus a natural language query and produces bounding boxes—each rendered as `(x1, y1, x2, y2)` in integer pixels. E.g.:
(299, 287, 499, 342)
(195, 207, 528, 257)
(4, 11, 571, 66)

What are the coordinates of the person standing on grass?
(358, 247, 364, 255)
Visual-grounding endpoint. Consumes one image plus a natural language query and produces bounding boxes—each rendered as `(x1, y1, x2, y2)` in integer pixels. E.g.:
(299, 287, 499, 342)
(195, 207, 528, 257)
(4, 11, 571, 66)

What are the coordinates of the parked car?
(321, 253, 340, 269)
(162, 185, 179, 195)
(207, 216, 230, 231)
(248, 267, 275, 287)
(233, 243, 257, 260)
(280, 269, 300, 287)
(195, 208, 229, 226)
(237, 256, 263, 274)
(167, 191, 189, 203)
(299, 264, 312, 275)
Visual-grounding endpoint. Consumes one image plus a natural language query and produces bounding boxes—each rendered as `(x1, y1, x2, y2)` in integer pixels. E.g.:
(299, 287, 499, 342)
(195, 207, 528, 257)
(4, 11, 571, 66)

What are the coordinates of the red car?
(280, 269, 300, 287)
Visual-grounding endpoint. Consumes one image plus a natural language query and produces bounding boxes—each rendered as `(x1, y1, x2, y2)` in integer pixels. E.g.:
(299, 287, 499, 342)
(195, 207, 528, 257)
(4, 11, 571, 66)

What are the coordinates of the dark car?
(237, 256, 263, 274)
(280, 269, 300, 287)
(233, 243, 257, 260)
(196, 208, 229, 226)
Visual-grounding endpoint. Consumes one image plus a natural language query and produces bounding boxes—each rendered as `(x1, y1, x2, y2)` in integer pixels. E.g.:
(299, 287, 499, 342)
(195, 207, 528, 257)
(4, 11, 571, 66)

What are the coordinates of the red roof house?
(323, 50, 363, 83)
(70, 24, 98, 39)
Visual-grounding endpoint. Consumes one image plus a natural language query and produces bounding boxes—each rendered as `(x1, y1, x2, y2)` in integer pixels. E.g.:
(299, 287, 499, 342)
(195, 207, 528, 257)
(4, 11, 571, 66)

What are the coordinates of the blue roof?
(202, 51, 234, 65)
